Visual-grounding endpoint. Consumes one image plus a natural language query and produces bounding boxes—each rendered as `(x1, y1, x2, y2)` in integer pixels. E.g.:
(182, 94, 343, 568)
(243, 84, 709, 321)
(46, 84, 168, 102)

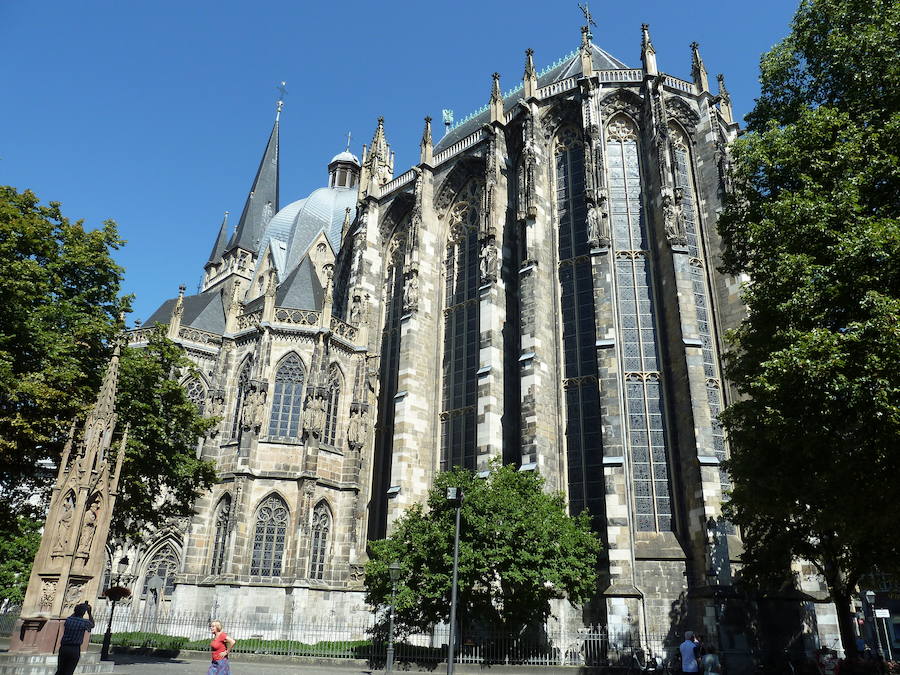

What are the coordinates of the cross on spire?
(275, 81, 287, 120)
(578, 2, 596, 39)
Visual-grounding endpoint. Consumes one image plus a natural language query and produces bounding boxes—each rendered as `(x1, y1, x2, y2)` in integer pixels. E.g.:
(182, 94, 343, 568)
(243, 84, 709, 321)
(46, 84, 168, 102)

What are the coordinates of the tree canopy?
(364, 462, 601, 637)
(0, 186, 128, 528)
(113, 325, 218, 541)
(717, 0, 900, 653)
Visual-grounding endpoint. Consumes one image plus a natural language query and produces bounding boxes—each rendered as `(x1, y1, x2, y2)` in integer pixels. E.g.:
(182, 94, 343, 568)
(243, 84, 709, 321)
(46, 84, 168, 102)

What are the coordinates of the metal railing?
(0, 610, 20, 637)
(85, 608, 682, 667)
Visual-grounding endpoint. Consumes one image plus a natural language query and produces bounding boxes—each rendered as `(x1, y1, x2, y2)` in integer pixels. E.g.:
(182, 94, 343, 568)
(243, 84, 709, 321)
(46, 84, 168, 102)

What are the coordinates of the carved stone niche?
(346, 403, 370, 450)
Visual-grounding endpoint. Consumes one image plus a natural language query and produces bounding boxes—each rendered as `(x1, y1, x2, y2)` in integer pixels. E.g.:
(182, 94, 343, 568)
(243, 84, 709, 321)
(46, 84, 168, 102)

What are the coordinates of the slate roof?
(435, 43, 630, 153)
(144, 290, 226, 335)
(228, 119, 280, 253)
(274, 255, 324, 311)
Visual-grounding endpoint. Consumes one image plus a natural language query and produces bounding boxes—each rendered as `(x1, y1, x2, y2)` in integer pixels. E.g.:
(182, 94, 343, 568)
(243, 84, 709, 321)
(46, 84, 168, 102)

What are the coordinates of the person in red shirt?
(208, 620, 236, 675)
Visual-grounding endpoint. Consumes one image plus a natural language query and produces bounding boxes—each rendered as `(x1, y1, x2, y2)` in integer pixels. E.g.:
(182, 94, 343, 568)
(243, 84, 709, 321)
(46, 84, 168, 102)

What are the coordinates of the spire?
(420, 116, 433, 165)
(691, 41, 710, 94)
(360, 117, 393, 196)
(523, 48, 537, 100)
(641, 23, 658, 77)
(490, 72, 503, 123)
(207, 211, 229, 265)
(276, 81, 286, 122)
(92, 342, 121, 421)
(229, 115, 280, 254)
(717, 73, 734, 124)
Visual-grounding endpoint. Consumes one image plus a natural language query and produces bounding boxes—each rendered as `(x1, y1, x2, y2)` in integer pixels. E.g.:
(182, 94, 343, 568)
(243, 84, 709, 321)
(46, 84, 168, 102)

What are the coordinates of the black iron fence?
(84, 607, 680, 667)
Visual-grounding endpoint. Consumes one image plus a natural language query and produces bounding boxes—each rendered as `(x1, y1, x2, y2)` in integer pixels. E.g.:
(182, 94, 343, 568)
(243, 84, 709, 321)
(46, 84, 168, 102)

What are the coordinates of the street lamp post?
(864, 590, 884, 658)
(100, 556, 130, 661)
(386, 561, 401, 674)
(445, 487, 464, 675)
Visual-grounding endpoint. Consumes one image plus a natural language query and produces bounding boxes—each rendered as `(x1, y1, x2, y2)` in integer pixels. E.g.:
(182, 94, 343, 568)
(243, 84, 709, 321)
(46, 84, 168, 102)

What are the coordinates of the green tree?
(113, 325, 218, 541)
(365, 463, 601, 637)
(717, 0, 900, 653)
(0, 186, 128, 528)
(0, 516, 41, 607)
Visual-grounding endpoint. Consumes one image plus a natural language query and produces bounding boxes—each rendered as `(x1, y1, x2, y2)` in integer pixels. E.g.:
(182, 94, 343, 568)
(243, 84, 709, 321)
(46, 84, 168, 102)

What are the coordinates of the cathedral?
(117, 21, 839, 653)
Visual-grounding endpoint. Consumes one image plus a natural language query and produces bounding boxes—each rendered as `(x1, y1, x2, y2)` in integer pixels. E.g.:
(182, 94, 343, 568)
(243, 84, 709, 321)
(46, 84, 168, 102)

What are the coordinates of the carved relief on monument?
(62, 578, 87, 614)
(76, 493, 102, 557)
(53, 491, 76, 554)
(38, 578, 58, 613)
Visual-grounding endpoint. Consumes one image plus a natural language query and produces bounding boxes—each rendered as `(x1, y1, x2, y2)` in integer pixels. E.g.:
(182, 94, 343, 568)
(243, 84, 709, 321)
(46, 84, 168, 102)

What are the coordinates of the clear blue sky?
(1, 0, 798, 322)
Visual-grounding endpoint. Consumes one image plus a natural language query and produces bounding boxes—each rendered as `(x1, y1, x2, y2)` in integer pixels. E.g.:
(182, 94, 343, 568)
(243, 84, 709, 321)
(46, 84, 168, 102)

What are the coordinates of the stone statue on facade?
(403, 273, 419, 312)
(662, 187, 687, 246)
(480, 241, 498, 282)
(347, 407, 369, 449)
(54, 495, 74, 552)
(304, 395, 326, 436)
(349, 295, 363, 325)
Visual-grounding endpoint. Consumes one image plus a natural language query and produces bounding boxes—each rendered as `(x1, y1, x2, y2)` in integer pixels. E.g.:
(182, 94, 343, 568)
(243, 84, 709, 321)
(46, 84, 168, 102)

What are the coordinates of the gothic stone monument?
(10, 346, 127, 655)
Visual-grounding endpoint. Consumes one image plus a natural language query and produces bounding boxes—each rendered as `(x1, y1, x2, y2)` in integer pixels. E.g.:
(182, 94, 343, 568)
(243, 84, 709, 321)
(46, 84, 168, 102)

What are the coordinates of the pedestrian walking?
(55, 602, 94, 675)
(679, 631, 701, 674)
(700, 644, 722, 675)
(208, 620, 236, 674)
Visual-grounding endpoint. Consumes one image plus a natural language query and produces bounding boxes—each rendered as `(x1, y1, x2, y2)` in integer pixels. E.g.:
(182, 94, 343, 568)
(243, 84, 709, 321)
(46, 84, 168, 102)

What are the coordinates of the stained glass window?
(268, 354, 306, 439)
(141, 544, 179, 598)
(607, 115, 673, 532)
(230, 361, 251, 440)
(555, 125, 604, 522)
(309, 502, 331, 580)
(210, 495, 231, 575)
(323, 366, 342, 446)
(373, 232, 407, 538)
(440, 181, 481, 471)
(250, 495, 288, 577)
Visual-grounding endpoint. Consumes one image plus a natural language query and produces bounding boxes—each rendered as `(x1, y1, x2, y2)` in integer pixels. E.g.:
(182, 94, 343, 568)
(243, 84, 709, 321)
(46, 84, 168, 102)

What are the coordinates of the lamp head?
(117, 556, 130, 574)
(388, 561, 401, 583)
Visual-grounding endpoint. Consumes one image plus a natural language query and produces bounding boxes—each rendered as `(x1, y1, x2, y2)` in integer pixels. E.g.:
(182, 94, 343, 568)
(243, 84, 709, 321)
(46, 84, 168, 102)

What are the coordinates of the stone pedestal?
(0, 650, 114, 674)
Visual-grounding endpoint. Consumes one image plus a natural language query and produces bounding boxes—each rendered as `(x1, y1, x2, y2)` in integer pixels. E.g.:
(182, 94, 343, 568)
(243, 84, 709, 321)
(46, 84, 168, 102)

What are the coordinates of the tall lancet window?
(440, 181, 481, 471)
(323, 366, 342, 446)
(230, 361, 251, 440)
(670, 124, 732, 523)
(555, 125, 604, 521)
(250, 494, 288, 577)
(607, 115, 673, 532)
(210, 494, 231, 575)
(268, 354, 306, 439)
(372, 231, 408, 539)
(141, 544, 179, 598)
(308, 502, 331, 580)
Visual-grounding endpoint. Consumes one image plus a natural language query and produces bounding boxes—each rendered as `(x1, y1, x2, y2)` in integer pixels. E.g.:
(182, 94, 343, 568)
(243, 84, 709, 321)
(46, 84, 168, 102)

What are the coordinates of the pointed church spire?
(420, 116, 433, 165)
(641, 23, 658, 77)
(360, 117, 393, 197)
(207, 212, 230, 265)
(229, 114, 280, 254)
(490, 72, 503, 123)
(523, 48, 537, 100)
(691, 41, 710, 94)
(92, 342, 121, 421)
(717, 73, 734, 124)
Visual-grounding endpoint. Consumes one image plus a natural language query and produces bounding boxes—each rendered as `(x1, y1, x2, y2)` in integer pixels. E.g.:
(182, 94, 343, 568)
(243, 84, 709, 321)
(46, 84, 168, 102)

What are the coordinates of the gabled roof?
(144, 290, 226, 335)
(434, 43, 630, 152)
(207, 213, 230, 264)
(274, 255, 324, 311)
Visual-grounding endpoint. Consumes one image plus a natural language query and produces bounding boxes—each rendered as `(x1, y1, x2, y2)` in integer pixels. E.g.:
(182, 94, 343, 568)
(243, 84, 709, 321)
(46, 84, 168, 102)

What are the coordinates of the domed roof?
(329, 150, 360, 165)
(259, 185, 356, 274)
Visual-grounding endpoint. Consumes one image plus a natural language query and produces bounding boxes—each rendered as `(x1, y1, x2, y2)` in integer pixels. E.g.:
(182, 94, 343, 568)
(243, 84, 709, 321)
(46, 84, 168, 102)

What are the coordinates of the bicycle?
(626, 646, 672, 674)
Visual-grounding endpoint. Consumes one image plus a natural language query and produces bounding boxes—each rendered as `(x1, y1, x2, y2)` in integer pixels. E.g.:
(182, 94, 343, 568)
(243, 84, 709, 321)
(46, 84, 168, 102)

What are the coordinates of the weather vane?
(275, 81, 287, 119)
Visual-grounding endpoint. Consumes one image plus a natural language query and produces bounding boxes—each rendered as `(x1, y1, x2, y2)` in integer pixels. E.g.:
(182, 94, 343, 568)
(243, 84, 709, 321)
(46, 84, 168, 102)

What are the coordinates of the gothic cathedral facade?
(120, 24, 837, 650)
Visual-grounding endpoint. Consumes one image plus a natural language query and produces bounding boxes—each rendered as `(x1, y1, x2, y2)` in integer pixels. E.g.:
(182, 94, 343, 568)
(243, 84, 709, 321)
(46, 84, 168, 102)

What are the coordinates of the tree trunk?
(823, 557, 858, 656)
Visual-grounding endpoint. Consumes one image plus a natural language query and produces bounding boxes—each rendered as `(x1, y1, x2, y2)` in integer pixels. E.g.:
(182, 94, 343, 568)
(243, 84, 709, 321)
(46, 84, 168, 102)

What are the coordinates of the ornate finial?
(345, 131, 352, 152)
(275, 81, 287, 120)
(491, 72, 502, 102)
(716, 73, 734, 123)
(490, 73, 503, 123)
(178, 284, 186, 297)
(578, 2, 596, 39)
(524, 48, 536, 78)
(641, 23, 657, 76)
(420, 116, 433, 164)
(690, 42, 709, 93)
